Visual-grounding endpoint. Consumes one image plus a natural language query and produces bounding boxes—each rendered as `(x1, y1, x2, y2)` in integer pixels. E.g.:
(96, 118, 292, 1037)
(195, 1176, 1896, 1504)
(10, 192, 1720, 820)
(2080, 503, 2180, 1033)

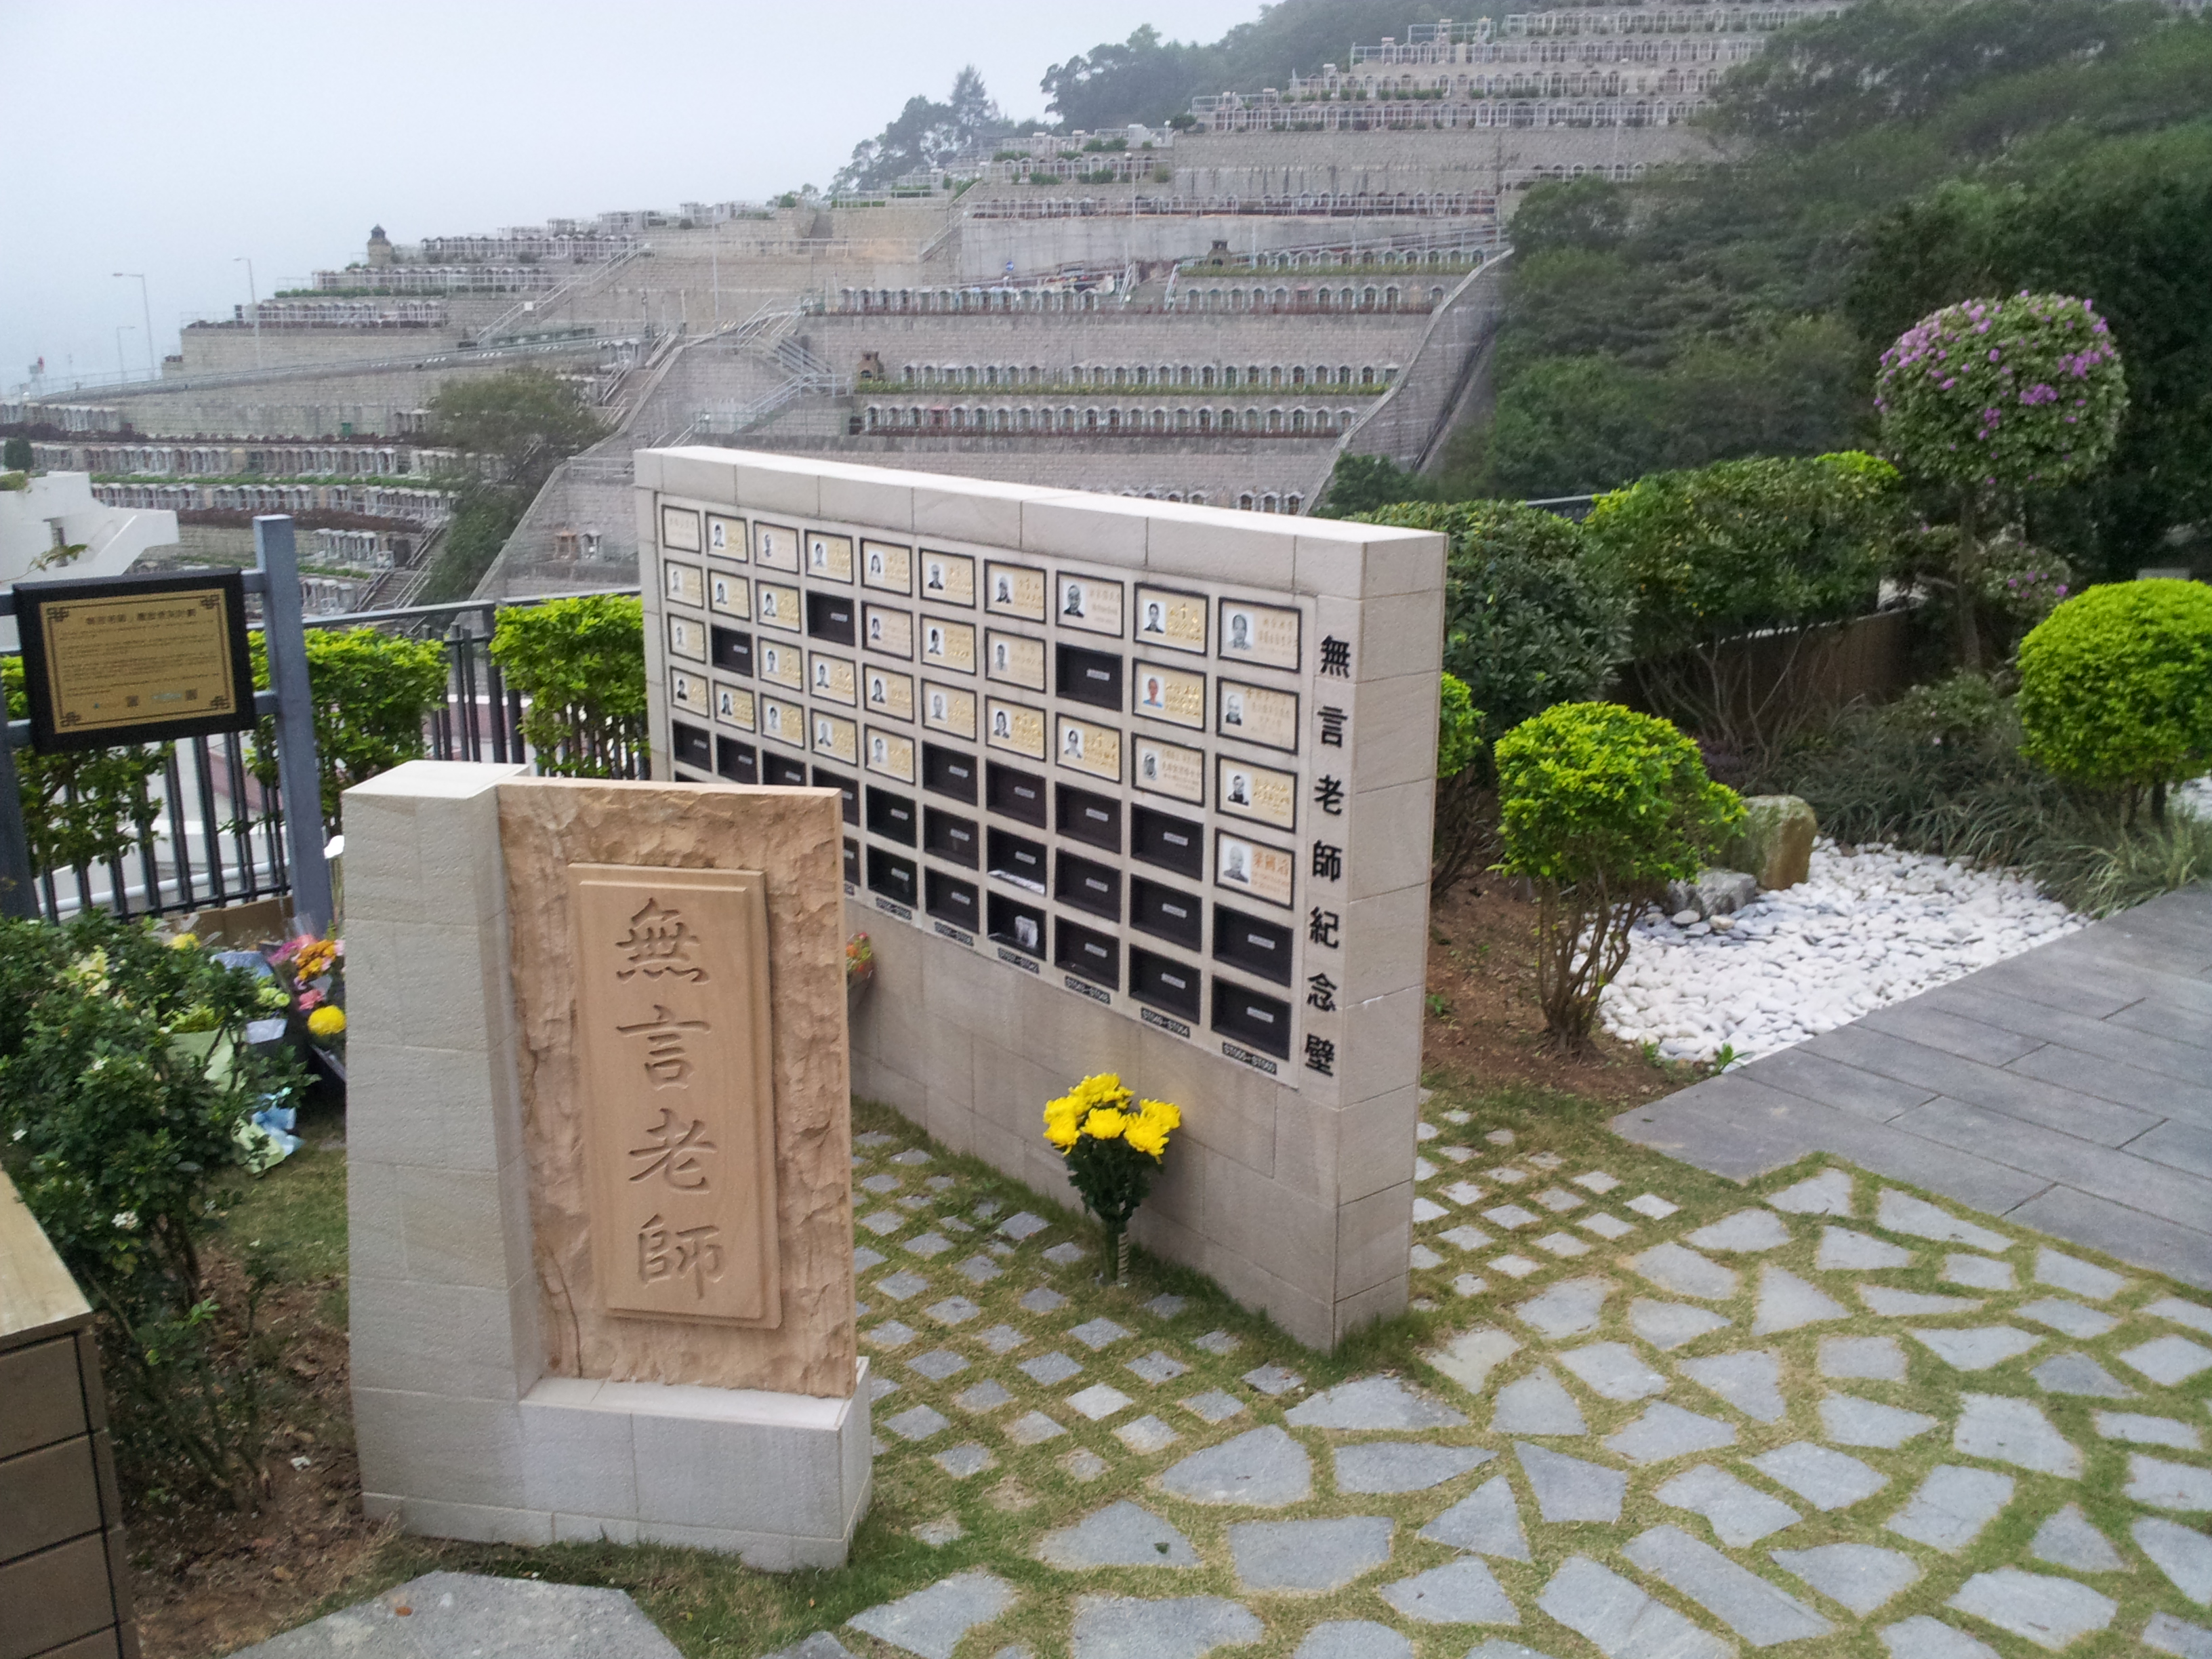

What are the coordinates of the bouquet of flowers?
(1043, 1073, 1181, 1284)
(270, 933, 346, 1053)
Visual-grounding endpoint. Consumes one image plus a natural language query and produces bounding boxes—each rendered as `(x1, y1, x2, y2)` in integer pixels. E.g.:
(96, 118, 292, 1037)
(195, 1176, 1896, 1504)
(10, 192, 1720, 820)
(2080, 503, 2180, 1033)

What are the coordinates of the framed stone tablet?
(1217, 756, 1297, 830)
(713, 680, 756, 731)
(708, 570, 750, 618)
(865, 726, 916, 783)
(1056, 716, 1122, 783)
(920, 550, 976, 606)
(1132, 661, 1206, 731)
(1217, 678, 1299, 752)
(862, 605, 913, 658)
(705, 512, 745, 560)
(861, 539, 912, 594)
(756, 581, 801, 632)
(1218, 598, 1301, 672)
(985, 630, 1046, 691)
(659, 504, 701, 552)
(760, 695, 804, 749)
(922, 681, 975, 739)
(669, 668, 708, 716)
(1132, 735, 1205, 804)
(754, 522, 800, 571)
(756, 638, 803, 690)
(811, 710, 859, 766)
(809, 652, 857, 705)
(1216, 830, 1294, 909)
(920, 616, 977, 674)
(863, 666, 915, 720)
(1134, 585, 1207, 654)
(985, 561, 1046, 621)
(985, 698, 1046, 760)
(805, 531, 854, 582)
(1056, 574, 1124, 638)
(663, 559, 704, 609)
(666, 613, 707, 663)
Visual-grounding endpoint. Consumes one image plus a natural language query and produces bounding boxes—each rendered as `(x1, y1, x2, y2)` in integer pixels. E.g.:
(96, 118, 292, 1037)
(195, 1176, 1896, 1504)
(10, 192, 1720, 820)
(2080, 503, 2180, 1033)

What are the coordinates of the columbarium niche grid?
(650, 497, 1355, 1088)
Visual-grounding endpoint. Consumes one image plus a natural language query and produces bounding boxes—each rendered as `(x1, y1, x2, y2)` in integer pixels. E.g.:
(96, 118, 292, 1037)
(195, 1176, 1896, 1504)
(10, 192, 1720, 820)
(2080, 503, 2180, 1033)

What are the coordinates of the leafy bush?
(2018, 578, 2212, 817)
(1495, 703, 1742, 1047)
(3, 434, 31, 470)
(2, 657, 167, 881)
(0, 915, 301, 1505)
(491, 594, 648, 777)
(250, 627, 449, 834)
(1433, 672, 1490, 901)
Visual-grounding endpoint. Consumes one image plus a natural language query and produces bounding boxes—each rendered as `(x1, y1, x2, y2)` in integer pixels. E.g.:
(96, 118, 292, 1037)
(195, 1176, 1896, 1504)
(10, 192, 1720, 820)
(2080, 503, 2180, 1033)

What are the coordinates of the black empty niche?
(987, 827, 1047, 892)
(1212, 903, 1294, 986)
(813, 766, 858, 825)
(714, 736, 757, 784)
(922, 742, 978, 804)
(806, 590, 856, 645)
(867, 846, 917, 907)
(1055, 643, 1124, 710)
(1055, 916, 1120, 989)
(986, 762, 1048, 826)
(925, 868, 979, 929)
(764, 754, 810, 787)
(1054, 850, 1122, 922)
(987, 891, 1046, 957)
(671, 720, 712, 771)
(865, 786, 918, 845)
(842, 837, 860, 884)
(1212, 978, 1292, 1059)
(1130, 876, 1204, 949)
(1132, 805, 1205, 880)
(710, 625, 752, 676)
(1057, 783, 1122, 853)
(924, 807, 980, 868)
(1130, 946, 1202, 1021)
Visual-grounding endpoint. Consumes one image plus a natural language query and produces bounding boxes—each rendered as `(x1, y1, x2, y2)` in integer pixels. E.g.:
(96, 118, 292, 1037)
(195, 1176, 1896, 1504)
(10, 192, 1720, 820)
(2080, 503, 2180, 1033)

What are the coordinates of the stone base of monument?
(344, 762, 869, 1568)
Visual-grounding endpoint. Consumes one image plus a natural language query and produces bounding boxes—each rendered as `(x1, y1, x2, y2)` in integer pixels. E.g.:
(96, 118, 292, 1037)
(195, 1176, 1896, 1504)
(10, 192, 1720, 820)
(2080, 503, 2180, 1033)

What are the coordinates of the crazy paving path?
(772, 1121, 2212, 1659)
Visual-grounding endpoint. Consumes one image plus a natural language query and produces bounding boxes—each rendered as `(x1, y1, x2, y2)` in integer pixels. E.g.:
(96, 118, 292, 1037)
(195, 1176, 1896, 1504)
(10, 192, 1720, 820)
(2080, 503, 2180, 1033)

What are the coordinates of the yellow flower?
(1138, 1099, 1182, 1133)
(306, 1005, 347, 1040)
(1082, 1107, 1128, 1141)
(168, 933, 200, 950)
(1124, 1118, 1168, 1158)
(1043, 1097, 1084, 1149)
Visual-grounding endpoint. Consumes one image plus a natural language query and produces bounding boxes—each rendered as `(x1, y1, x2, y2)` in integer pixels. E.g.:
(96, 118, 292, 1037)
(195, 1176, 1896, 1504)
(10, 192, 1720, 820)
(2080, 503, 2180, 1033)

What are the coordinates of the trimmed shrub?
(490, 594, 649, 777)
(250, 627, 450, 834)
(1432, 672, 1490, 900)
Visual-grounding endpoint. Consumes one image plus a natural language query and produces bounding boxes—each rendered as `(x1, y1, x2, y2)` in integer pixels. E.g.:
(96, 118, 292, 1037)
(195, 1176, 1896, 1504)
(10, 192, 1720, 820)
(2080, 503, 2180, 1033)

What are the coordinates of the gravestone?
(344, 762, 868, 1565)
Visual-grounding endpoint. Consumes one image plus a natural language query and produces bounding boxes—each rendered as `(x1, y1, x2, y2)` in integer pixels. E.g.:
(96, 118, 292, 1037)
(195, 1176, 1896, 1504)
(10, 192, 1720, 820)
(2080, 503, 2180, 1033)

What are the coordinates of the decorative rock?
(1379, 1559, 1519, 1626)
(848, 1572, 1017, 1659)
(1021, 1353, 1082, 1387)
(1680, 1351, 1786, 1423)
(1181, 1391, 1245, 1426)
(1631, 1300, 1732, 1351)
(1750, 1442, 1889, 1511)
(1286, 1376, 1465, 1431)
(1875, 1191, 2009, 1252)
(1290, 1623, 1414, 1659)
(1770, 1542, 1921, 1615)
(1821, 1335, 1908, 1381)
(1822, 1394, 1938, 1449)
(2144, 1613, 2212, 1659)
(2029, 1504, 2126, 1574)
(2017, 1299, 2119, 1340)
(1819, 1228, 1912, 1271)
(1907, 1326, 2039, 1370)
(1768, 1168, 1856, 1216)
(2135, 1515, 2212, 1604)
(2120, 1335, 2212, 1386)
(1623, 1525, 1833, 1646)
(1687, 1209, 1791, 1252)
(1879, 1615, 2001, 1659)
(1627, 1243, 1740, 1301)
(1862, 1286, 1984, 1316)
(1667, 867, 1761, 919)
(2146, 1296, 2212, 1336)
(1038, 1502, 1200, 1570)
(1420, 1475, 1532, 1561)
(1335, 1441, 1494, 1495)
(1159, 1426, 1312, 1507)
(1538, 1556, 1730, 1659)
(2128, 1454, 2212, 1511)
(1946, 1568, 2116, 1652)
(1886, 1466, 2015, 1553)
(2096, 1411, 2200, 1450)
(1242, 1364, 1303, 1397)
(1067, 1595, 1263, 1659)
(1656, 1463, 1802, 1547)
(1491, 1368, 1589, 1435)
(1517, 1443, 1627, 1522)
(1557, 1343, 1670, 1402)
(1115, 1416, 1179, 1455)
(2034, 1248, 2126, 1300)
(1605, 1401, 1737, 1465)
(2030, 1353, 2134, 1398)
(1727, 795, 1817, 889)
(1515, 1278, 1612, 1340)
(1942, 1254, 2015, 1291)
(1229, 1517, 1393, 1593)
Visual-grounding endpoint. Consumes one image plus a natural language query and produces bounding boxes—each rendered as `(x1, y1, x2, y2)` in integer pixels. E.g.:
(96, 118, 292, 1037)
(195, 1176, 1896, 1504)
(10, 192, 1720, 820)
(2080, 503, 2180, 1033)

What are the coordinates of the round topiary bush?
(2018, 577, 2212, 817)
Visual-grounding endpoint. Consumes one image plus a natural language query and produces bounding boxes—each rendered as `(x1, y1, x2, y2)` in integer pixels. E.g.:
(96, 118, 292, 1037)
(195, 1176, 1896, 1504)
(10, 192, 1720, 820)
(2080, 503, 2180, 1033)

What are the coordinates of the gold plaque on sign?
(920, 550, 975, 606)
(1132, 736, 1205, 804)
(864, 668, 915, 720)
(865, 726, 916, 783)
(756, 638, 802, 690)
(755, 583, 800, 632)
(14, 572, 255, 750)
(1218, 678, 1300, 752)
(705, 513, 745, 560)
(805, 531, 853, 582)
(1216, 831, 1294, 909)
(570, 864, 779, 1326)
(920, 616, 976, 674)
(1218, 756, 1298, 830)
(713, 681, 755, 731)
(863, 605, 913, 659)
(754, 523, 800, 571)
(1056, 716, 1122, 782)
(809, 653, 857, 705)
(1056, 573, 1124, 638)
(1219, 598, 1302, 672)
(663, 560, 704, 609)
(985, 698, 1046, 759)
(668, 669, 708, 716)
(862, 540, 912, 594)
(1132, 661, 1206, 730)
(1134, 585, 1207, 655)
(666, 614, 707, 663)
(985, 562, 1046, 620)
(985, 630, 1045, 691)
(708, 571, 750, 619)
(659, 504, 701, 552)
(811, 711, 859, 766)
(922, 681, 975, 738)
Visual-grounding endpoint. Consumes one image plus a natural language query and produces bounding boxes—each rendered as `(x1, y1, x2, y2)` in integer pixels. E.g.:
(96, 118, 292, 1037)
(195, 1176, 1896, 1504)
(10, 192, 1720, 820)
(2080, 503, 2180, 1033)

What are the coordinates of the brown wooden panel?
(0, 1438, 100, 1561)
(0, 1533, 111, 1659)
(0, 1340, 87, 1461)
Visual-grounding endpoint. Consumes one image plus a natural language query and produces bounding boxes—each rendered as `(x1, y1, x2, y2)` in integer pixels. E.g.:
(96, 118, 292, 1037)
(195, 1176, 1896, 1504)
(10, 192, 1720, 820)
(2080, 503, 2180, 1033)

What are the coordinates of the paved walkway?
(1617, 882, 2212, 1290)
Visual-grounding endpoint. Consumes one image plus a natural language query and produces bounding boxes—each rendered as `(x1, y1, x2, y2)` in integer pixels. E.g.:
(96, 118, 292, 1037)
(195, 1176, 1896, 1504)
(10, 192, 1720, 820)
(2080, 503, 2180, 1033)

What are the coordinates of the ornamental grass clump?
(1043, 1073, 1180, 1284)
(1495, 703, 1742, 1049)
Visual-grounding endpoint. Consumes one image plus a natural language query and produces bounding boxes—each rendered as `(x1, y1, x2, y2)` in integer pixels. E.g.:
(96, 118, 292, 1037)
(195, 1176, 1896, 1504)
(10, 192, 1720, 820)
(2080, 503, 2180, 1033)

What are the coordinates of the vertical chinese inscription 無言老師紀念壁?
(569, 864, 781, 1327)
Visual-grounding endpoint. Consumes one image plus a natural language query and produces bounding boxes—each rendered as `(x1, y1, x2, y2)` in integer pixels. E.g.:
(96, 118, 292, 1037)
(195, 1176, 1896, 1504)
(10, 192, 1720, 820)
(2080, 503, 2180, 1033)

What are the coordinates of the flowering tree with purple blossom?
(1875, 292, 2127, 669)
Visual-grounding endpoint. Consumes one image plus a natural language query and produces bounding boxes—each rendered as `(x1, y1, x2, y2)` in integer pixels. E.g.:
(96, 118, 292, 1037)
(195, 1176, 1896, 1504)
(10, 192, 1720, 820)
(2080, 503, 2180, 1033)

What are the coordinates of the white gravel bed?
(1600, 839, 2086, 1065)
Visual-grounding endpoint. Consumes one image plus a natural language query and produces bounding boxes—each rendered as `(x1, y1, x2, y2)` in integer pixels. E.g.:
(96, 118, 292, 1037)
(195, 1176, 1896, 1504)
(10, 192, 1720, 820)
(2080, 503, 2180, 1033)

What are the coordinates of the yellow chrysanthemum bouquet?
(1043, 1073, 1181, 1284)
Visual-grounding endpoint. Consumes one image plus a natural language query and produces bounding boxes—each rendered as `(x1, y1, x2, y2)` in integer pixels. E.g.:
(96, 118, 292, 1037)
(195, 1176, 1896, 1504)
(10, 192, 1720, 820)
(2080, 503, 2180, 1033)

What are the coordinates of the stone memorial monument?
(638, 450, 1446, 1347)
(344, 762, 869, 1564)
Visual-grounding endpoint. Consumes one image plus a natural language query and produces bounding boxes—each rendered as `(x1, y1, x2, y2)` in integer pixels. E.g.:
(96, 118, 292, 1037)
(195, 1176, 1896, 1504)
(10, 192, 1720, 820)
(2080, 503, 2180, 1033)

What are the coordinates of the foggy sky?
(5, 1, 1263, 399)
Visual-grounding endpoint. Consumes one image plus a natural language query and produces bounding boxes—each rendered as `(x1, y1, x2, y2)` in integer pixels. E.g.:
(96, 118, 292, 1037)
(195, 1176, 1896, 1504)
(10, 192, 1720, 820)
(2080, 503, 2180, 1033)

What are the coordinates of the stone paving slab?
(230, 1573, 682, 1659)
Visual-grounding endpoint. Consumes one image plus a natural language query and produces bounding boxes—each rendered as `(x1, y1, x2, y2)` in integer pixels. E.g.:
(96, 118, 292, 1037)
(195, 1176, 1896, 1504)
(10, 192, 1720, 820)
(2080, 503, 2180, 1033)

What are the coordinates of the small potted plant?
(1042, 1073, 1180, 1285)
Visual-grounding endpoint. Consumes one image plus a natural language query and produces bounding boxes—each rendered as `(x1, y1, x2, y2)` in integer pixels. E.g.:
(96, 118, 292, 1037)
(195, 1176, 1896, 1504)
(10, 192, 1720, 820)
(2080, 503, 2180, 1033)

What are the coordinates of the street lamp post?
(236, 256, 263, 367)
(114, 325, 134, 382)
(114, 272, 156, 378)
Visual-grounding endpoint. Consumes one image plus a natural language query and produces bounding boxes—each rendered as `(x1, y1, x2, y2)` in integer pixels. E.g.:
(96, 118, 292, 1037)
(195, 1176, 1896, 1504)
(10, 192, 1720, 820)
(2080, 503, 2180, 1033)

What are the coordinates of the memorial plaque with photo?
(1134, 585, 1207, 654)
(920, 550, 975, 606)
(985, 698, 1046, 760)
(863, 667, 915, 720)
(1132, 661, 1206, 730)
(754, 522, 800, 571)
(1056, 716, 1122, 783)
(862, 605, 913, 659)
(1215, 831, 1294, 909)
(920, 616, 977, 674)
(861, 539, 912, 594)
(805, 531, 854, 582)
(865, 727, 916, 783)
(811, 711, 859, 766)
(985, 562, 1046, 620)
(985, 630, 1045, 691)
(667, 614, 707, 663)
(663, 560, 705, 609)
(809, 653, 857, 705)
(1132, 735, 1206, 804)
(1218, 598, 1301, 672)
(708, 571, 750, 618)
(705, 512, 744, 560)
(760, 695, 804, 749)
(756, 582, 800, 632)
(922, 682, 976, 739)
(1216, 757, 1297, 830)
(1217, 678, 1299, 752)
(756, 638, 803, 690)
(659, 505, 701, 552)
(713, 681, 756, 731)
(669, 669, 708, 716)
(1056, 573, 1124, 637)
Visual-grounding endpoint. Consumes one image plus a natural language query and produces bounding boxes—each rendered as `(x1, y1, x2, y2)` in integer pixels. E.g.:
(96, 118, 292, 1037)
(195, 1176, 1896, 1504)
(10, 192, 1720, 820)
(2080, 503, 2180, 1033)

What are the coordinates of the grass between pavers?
(217, 1084, 2211, 1659)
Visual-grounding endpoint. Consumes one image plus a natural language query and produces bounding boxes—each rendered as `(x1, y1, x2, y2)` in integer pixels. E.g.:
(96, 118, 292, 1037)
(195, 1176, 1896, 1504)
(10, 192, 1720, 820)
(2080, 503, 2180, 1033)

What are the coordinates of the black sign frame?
(14, 571, 257, 752)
